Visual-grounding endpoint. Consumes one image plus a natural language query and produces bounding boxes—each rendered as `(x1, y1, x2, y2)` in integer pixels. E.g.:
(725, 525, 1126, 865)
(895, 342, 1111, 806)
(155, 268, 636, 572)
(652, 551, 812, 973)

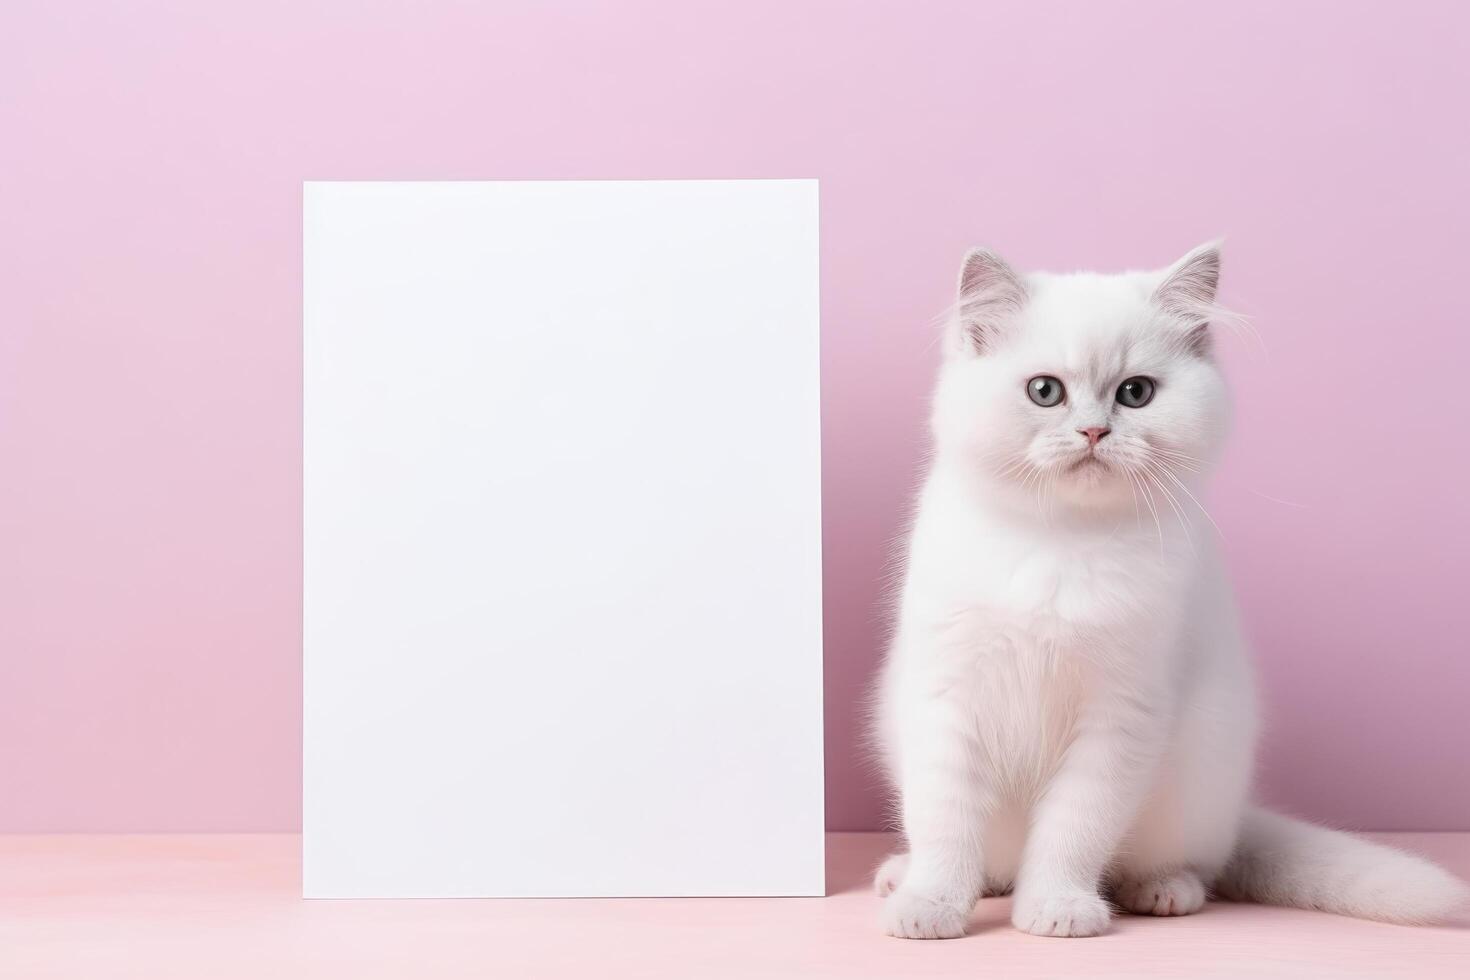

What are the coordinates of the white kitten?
(873, 243, 1468, 938)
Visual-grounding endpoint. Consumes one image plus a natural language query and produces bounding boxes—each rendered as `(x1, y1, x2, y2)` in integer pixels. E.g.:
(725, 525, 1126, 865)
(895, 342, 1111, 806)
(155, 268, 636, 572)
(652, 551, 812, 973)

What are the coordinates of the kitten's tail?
(1216, 805, 1470, 924)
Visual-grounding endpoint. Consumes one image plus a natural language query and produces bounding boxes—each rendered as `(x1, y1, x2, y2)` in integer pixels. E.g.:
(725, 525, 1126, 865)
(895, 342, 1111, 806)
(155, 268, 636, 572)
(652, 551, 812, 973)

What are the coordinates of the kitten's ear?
(953, 247, 1026, 355)
(1154, 240, 1223, 356)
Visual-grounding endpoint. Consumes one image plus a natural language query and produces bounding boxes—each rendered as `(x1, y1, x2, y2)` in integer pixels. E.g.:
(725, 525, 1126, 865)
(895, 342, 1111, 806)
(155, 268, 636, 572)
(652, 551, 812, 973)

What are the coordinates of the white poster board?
(303, 180, 823, 897)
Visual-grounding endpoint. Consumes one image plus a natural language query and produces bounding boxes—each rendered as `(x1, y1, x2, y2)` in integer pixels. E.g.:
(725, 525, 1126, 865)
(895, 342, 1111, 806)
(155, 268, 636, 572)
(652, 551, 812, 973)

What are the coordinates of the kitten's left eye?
(1116, 376, 1155, 408)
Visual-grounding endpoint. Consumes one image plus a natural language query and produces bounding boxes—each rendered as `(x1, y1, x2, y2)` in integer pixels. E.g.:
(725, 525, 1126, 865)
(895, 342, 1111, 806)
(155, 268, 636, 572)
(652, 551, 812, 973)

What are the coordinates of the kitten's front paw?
(1012, 890, 1112, 938)
(1113, 870, 1206, 917)
(880, 887, 970, 939)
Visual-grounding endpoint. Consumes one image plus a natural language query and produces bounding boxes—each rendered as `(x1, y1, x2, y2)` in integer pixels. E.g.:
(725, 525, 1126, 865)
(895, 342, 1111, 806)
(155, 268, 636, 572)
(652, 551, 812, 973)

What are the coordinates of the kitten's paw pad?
(880, 888, 969, 939)
(1012, 891, 1112, 938)
(1113, 870, 1206, 916)
(873, 852, 909, 897)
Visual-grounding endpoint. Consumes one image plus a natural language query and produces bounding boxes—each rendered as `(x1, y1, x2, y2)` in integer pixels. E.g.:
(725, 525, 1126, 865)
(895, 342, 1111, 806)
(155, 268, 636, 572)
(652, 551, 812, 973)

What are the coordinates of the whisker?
(1125, 467, 1142, 526)
(1149, 447, 1204, 474)
(1142, 463, 1195, 553)
(1131, 468, 1166, 556)
(1153, 463, 1226, 541)
(1245, 487, 1308, 510)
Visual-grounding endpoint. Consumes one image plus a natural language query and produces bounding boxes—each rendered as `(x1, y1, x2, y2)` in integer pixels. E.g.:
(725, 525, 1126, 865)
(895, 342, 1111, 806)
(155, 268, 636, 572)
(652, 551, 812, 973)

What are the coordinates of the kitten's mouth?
(1068, 454, 1108, 472)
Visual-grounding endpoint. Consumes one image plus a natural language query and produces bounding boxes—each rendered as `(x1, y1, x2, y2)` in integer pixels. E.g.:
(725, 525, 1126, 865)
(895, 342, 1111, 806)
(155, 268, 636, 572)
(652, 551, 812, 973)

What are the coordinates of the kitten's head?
(931, 242, 1231, 514)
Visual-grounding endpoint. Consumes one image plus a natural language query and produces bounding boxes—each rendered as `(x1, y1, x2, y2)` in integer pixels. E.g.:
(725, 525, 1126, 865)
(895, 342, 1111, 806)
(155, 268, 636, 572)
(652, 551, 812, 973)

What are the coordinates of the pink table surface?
(3, 832, 1467, 978)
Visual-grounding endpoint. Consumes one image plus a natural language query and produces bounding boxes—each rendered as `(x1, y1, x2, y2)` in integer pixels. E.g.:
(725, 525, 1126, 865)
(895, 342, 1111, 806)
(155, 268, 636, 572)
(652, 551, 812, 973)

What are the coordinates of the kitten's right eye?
(1027, 376, 1065, 407)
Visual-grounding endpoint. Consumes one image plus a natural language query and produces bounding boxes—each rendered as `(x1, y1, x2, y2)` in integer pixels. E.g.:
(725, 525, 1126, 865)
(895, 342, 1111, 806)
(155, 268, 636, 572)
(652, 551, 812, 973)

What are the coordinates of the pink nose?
(1078, 426, 1111, 446)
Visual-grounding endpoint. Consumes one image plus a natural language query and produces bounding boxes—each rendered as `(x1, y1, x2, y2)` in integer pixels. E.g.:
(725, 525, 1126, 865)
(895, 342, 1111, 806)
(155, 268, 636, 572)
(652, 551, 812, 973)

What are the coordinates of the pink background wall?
(4, 1, 1467, 832)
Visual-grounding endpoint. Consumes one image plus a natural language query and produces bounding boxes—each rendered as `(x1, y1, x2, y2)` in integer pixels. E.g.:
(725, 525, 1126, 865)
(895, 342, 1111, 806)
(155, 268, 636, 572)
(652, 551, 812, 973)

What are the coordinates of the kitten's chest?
(939, 531, 1172, 640)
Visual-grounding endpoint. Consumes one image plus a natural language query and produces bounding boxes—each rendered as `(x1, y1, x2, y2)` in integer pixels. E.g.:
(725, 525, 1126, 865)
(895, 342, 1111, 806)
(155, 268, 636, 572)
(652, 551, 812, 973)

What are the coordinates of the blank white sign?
(303, 180, 823, 898)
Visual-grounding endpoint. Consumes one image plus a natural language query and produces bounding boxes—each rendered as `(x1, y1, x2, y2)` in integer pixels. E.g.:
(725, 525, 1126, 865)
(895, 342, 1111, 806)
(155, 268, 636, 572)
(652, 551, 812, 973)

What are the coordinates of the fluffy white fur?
(873, 243, 1468, 939)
